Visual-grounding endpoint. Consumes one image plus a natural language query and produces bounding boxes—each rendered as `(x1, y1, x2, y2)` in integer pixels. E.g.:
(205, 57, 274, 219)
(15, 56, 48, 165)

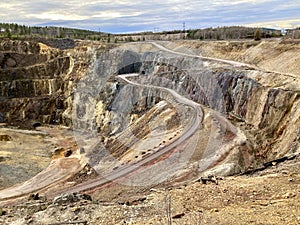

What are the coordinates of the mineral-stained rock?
(0, 134, 12, 141)
(64, 149, 73, 157)
(53, 193, 92, 205)
(28, 193, 40, 201)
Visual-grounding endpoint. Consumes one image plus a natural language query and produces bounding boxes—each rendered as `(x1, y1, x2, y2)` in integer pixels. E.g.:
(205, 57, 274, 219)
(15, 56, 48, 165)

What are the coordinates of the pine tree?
(5, 27, 11, 38)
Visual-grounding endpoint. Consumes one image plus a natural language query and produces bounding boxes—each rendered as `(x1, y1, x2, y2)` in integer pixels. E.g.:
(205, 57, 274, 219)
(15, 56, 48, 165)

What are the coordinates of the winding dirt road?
(52, 73, 203, 194)
(0, 72, 203, 203)
(0, 41, 250, 203)
(150, 41, 256, 68)
(150, 41, 297, 78)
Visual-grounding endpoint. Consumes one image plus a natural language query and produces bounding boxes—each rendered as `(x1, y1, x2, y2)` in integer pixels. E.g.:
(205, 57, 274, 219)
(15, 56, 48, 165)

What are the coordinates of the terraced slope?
(0, 39, 299, 214)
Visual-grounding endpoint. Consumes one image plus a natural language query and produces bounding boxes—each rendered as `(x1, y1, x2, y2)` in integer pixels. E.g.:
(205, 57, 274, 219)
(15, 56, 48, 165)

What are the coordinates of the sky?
(1, 0, 300, 33)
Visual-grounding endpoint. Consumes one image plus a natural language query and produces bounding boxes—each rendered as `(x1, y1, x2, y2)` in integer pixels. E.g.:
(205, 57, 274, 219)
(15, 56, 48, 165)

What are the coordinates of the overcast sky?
(1, 0, 300, 33)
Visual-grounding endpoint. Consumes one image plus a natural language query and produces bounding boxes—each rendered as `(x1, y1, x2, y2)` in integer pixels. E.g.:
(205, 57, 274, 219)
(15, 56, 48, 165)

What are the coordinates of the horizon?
(0, 22, 288, 35)
(1, 1, 300, 33)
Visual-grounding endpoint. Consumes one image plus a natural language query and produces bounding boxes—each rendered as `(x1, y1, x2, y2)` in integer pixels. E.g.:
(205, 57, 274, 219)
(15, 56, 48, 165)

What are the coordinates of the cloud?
(246, 18, 300, 29)
(0, 0, 299, 33)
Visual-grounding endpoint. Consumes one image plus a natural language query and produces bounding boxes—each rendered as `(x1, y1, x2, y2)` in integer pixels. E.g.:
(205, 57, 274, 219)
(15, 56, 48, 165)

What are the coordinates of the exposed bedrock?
(0, 39, 299, 176)
(0, 40, 93, 126)
(187, 71, 299, 161)
(133, 50, 300, 163)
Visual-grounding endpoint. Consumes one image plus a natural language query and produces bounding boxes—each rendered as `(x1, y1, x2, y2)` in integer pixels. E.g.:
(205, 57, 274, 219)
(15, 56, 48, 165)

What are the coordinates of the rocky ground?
(0, 153, 299, 224)
(0, 127, 52, 189)
(0, 125, 81, 190)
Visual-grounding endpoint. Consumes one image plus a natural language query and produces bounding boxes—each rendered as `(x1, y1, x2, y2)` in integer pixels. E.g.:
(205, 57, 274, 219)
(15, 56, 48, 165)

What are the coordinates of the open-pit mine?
(0, 38, 299, 224)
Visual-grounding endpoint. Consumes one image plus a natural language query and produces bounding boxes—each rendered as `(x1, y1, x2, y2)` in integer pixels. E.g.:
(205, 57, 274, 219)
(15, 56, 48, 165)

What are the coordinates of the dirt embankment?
(174, 39, 300, 77)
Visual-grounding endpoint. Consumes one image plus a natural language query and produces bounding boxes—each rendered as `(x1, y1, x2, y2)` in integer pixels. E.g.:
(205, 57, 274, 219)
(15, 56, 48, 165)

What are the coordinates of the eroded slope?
(0, 39, 299, 217)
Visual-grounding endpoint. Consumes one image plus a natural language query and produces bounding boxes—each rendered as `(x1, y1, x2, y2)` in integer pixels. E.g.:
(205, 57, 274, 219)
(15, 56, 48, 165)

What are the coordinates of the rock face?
(0, 40, 101, 127)
(181, 68, 300, 161)
(0, 40, 70, 126)
(103, 43, 299, 165)
(0, 39, 299, 187)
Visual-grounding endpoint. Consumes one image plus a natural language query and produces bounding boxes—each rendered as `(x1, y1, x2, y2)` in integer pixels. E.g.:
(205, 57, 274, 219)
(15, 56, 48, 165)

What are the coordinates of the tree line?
(186, 26, 282, 40)
(1, 23, 294, 42)
(0, 23, 106, 40)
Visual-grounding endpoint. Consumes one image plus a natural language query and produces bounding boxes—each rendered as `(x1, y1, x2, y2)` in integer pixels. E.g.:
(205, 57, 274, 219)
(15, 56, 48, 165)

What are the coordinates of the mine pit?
(0, 38, 299, 224)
